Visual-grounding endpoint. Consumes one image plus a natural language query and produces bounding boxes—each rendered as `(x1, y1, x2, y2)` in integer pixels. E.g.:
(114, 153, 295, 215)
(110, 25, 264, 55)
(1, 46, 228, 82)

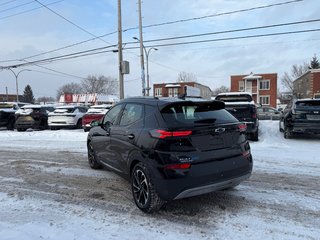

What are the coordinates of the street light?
(133, 37, 158, 96)
(7, 68, 31, 102)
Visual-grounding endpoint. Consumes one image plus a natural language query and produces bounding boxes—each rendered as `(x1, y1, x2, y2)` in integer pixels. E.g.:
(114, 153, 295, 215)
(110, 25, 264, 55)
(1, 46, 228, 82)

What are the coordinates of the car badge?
(215, 128, 226, 133)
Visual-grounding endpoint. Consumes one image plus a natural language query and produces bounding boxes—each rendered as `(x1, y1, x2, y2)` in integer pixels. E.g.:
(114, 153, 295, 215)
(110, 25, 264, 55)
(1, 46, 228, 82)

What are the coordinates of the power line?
(2, 27, 319, 69)
(5, 0, 304, 62)
(0, 0, 35, 14)
(2, 16, 317, 65)
(34, 0, 113, 45)
(141, 28, 320, 49)
(143, 18, 320, 43)
(0, 0, 64, 20)
(127, 0, 305, 31)
(0, 0, 19, 7)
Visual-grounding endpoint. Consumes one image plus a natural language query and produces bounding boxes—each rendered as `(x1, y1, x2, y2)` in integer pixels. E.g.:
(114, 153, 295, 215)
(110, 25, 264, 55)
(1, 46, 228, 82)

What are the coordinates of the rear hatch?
(49, 108, 76, 123)
(293, 100, 320, 121)
(215, 93, 256, 121)
(224, 104, 256, 122)
(157, 101, 246, 161)
(15, 108, 38, 123)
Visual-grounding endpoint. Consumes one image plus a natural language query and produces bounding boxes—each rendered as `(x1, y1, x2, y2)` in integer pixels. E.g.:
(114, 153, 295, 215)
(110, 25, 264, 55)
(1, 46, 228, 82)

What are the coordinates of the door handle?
(128, 134, 135, 140)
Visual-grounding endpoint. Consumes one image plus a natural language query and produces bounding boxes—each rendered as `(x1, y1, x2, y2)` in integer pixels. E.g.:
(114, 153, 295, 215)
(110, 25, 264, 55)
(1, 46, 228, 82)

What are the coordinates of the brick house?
(293, 69, 320, 99)
(153, 82, 212, 100)
(0, 94, 24, 102)
(230, 73, 278, 108)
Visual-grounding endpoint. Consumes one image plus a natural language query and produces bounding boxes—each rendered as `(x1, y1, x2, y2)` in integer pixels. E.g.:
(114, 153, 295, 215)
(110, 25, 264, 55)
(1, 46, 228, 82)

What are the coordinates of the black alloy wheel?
(87, 141, 102, 169)
(131, 162, 164, 213)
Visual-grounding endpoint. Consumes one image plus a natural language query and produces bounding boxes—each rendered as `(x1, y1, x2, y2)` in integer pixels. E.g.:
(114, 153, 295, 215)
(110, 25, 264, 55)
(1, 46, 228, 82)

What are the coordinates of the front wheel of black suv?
(131, 162, 164, 213)
(87, 141, 102, 169)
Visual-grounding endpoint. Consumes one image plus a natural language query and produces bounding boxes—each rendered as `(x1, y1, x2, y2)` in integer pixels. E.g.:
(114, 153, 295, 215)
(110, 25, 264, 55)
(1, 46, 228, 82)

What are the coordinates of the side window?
(103, 104, 123, 125)
(119, 104, 143, 126)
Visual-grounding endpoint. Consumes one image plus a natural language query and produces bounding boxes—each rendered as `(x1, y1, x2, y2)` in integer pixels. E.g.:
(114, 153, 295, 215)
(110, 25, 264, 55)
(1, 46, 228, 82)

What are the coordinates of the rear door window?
(119, 104, 143, 126)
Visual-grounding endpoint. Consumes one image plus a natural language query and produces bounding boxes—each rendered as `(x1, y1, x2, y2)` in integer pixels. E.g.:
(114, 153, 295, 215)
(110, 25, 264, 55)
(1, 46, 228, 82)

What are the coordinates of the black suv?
(215, 93, 259, 141)
(279, 99, 320, 138)
(15, 105, 55, 131)
(87, 97, 253, 213)
(0, 102, 21, 130)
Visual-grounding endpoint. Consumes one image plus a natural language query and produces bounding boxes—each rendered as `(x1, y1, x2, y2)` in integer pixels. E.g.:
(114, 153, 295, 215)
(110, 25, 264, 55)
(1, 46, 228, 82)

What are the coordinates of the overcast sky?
(0, 0, 319, 99)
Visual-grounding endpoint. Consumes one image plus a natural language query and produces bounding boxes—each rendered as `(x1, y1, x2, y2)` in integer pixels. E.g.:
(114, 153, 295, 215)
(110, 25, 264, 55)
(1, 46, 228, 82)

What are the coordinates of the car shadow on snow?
(148, 188, 249, 225)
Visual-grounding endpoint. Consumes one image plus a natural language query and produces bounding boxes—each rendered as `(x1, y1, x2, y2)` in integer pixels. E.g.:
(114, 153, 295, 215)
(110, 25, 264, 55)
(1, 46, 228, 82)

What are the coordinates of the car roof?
(119, 97, 222, 109)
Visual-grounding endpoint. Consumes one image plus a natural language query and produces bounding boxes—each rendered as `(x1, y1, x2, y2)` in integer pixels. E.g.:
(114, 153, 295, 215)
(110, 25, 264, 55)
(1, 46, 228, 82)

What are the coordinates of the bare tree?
(212, 85, 230, 96)
(81, 75, 118, 95)
(281, 63, 308, 92)
(37, 96, 55, 104)
(56, 82, 83, 100)
(177, 72, 197, 82)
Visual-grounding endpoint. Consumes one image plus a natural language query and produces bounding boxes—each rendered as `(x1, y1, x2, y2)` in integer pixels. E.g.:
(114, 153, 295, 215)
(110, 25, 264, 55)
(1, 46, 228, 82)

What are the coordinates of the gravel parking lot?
(0, 121, 319, 240)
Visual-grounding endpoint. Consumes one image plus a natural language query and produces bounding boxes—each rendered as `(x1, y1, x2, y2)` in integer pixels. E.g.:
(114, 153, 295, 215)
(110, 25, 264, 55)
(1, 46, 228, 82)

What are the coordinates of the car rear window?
(161, 102, 238, 128)
(216, 94, 253, 102)
(295, 100, 320, 107)
(54, 108, 74, 113)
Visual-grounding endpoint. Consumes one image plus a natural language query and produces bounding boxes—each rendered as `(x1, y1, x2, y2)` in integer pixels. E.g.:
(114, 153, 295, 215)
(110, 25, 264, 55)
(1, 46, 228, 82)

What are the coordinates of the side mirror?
(102, 120, 112, 130)
(90, 120, 101, 127)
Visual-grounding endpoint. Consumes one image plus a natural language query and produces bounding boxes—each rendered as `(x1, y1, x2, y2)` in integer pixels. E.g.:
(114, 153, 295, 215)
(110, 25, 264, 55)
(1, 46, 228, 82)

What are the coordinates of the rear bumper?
(151, 153, 253, 201)
(288, 121, 320, 134)
(174, 173, 251, 199)
(15, 120, 41, 129)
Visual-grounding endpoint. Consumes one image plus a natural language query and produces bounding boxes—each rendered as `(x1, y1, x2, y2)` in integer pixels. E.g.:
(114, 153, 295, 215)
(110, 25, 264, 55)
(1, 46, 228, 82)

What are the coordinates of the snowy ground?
(0, 121, 319, 240)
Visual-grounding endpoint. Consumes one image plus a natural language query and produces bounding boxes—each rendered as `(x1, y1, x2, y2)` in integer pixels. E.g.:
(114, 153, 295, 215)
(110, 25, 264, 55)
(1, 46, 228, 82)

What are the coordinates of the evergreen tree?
(23, 85, 35, 103)
(309, 54, 320, 69)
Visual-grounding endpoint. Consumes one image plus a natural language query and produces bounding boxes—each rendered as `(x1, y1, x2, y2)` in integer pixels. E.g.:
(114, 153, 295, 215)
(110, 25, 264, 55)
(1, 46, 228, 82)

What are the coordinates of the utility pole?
(137, 0, 146, 96)
(118, 0, 124, 99)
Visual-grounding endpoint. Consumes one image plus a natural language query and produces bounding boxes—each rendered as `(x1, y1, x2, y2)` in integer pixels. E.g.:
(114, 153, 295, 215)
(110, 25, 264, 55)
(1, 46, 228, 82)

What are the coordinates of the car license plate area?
(306, 114, 320, 120)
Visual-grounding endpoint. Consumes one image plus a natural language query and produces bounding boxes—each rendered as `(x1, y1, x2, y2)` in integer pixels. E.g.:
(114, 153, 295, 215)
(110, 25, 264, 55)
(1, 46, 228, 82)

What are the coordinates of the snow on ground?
(0, 121, 319, 240)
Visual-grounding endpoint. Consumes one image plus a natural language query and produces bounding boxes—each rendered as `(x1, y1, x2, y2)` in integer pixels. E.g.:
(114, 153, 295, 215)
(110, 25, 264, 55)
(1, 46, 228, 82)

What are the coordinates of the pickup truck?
(216, 92, 259, 141)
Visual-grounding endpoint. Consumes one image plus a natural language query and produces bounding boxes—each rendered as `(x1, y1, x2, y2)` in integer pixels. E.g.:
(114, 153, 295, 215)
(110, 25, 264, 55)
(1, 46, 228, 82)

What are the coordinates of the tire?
(17, 128, 26, 132)
(284, 127, 292, 139)
(249, 129, 259, 141)
(131, 162, 165, 213)
(7, 119, 15, 130)
(76, 119, 82, 129)
(87, 141, 102, 169)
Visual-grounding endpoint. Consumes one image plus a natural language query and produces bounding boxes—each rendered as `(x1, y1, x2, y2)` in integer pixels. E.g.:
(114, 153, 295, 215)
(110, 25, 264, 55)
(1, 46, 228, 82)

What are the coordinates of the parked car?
(257, 106, 281, 120)
(15, 104, 55, 131)
(279, 98, 320, 138)
(48, 105, 88, 130)
(87, 97, 253, 213)
(0, 102, 24, 130)
(215, 92, 259, 141)
(82, 104, 112, 132)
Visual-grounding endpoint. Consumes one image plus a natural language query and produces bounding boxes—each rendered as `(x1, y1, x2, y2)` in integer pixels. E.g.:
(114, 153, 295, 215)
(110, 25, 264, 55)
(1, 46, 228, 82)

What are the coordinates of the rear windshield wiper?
(194, 118, 216, 125)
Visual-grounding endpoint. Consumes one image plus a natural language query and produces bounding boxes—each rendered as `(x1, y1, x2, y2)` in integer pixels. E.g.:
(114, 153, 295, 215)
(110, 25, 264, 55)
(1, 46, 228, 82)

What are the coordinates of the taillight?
(252, 113, 257, 118)
(164, 163, 191, 170)
(150, 129, 192, 139)
(242, 151, 251, 157)
(238, 124, 247, 132)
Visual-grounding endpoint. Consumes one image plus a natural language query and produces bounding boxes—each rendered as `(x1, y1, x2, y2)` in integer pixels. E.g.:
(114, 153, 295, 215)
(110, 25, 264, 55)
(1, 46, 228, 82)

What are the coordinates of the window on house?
(168, 88, 173, 97)
(239, 81, 245, 91)
(259, 80, 270, 90)
(155, 88, 162, 97)
(174, 88, 179, 97)
(259, 96, 270, 105)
